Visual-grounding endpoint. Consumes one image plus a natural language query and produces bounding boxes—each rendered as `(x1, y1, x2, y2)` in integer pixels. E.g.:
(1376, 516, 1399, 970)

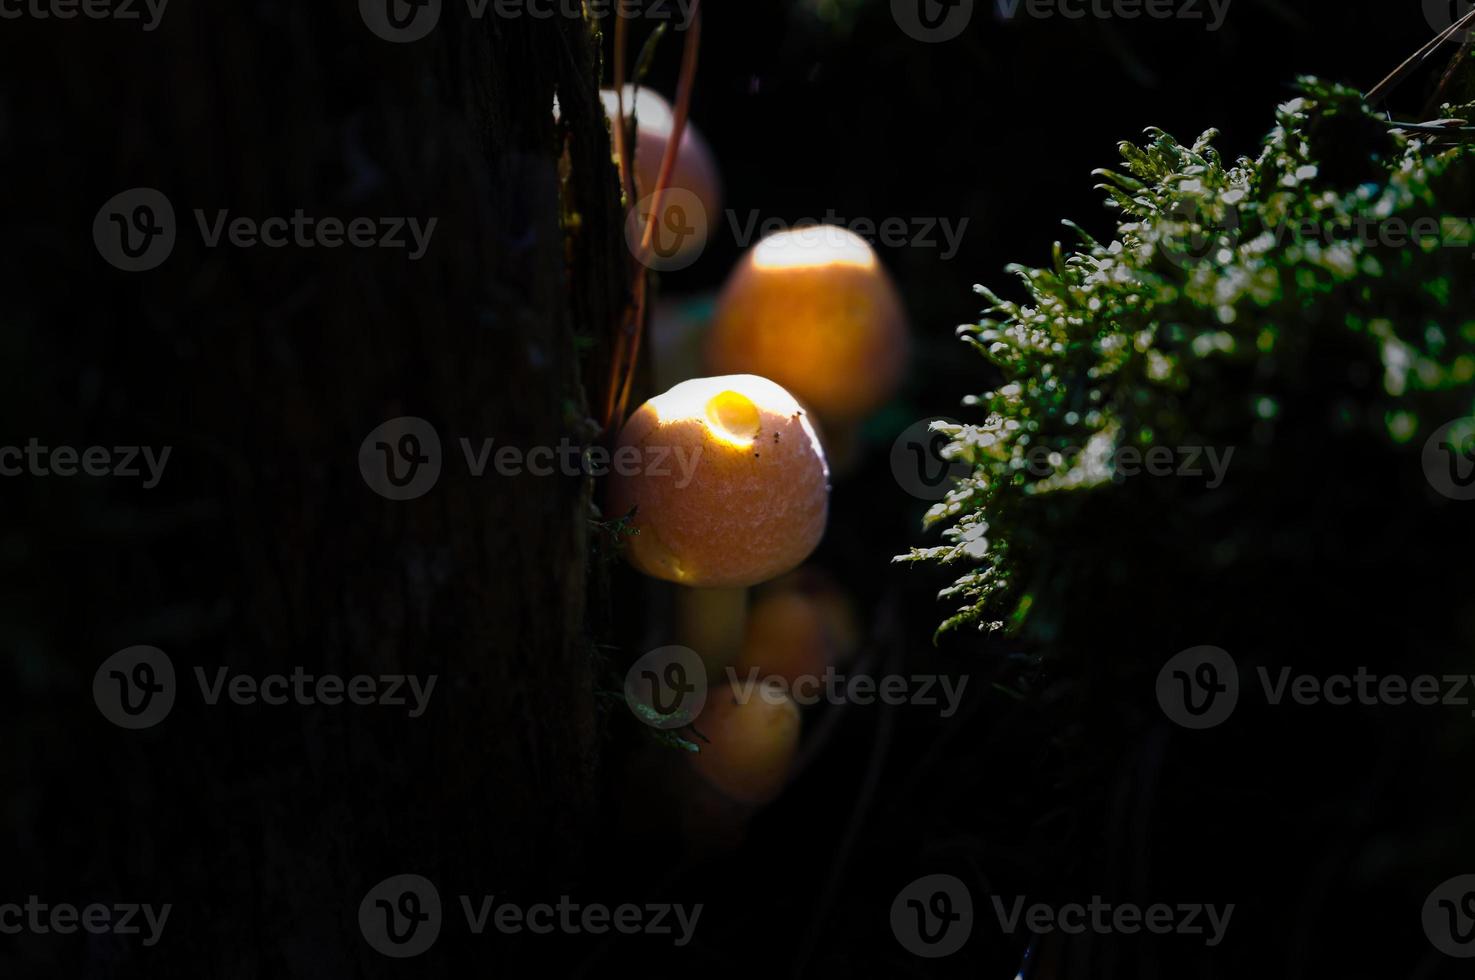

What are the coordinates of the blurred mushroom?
(601, 86, 722, 264)
(705, 226, 910, 432)
(732, 570, 858, 686)
(688, 680, 801, 806)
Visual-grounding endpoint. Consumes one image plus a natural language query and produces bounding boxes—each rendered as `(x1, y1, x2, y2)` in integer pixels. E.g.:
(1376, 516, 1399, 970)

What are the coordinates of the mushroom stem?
(677, 585, 748, 674)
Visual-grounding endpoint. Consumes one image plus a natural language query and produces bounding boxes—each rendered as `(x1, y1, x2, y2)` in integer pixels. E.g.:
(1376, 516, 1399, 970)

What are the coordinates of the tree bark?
(2, 3, 626, 974)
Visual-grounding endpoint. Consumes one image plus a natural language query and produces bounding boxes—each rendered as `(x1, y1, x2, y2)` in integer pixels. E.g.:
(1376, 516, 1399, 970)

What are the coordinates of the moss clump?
(900, 78, 1475, 638)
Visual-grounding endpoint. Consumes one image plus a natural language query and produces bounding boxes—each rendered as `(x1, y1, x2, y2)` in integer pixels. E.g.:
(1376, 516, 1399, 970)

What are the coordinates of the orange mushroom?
(606, 374, 830, 588)
(688, 680, 801, 805)
(705, 226, 910, 428)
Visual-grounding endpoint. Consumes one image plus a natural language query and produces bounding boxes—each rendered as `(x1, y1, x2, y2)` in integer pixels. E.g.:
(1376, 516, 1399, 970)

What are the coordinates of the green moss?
(899, 78, 1475, 637)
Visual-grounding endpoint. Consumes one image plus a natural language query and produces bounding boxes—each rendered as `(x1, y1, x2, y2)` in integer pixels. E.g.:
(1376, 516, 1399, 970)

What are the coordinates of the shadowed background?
(1, 0, 1469, 977)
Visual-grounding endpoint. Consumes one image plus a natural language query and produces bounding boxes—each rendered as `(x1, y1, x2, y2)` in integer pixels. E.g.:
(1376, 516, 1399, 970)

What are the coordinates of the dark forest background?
(1, 1, 1470, 977)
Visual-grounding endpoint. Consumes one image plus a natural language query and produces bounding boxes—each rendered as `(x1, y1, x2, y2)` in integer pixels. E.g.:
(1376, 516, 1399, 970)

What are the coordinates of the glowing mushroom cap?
(705, 226, 910, 425)
(600, 86, 722, 260)
(689, 681, 801, 805)
(606, 374, 829, 588)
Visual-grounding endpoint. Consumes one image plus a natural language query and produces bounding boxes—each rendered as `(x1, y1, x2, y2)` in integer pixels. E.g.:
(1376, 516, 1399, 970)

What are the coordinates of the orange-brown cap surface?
(705, 227, 909, 425)
(606, 375, 829, 588)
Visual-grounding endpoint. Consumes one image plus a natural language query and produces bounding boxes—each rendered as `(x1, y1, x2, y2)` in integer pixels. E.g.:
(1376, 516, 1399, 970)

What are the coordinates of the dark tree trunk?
(2, 3, 626, 975)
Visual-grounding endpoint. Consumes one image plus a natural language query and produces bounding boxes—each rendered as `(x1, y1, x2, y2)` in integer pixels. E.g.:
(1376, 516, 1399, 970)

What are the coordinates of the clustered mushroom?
(605, 89, 902, 812)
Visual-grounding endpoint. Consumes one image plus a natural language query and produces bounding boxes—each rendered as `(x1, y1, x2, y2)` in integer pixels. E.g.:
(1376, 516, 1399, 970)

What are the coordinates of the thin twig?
(611, 13, 635, 207)
(1367, 8, 1475, 107)
(1387, 120, 1475, 136)
(602, 12, 634, 432)
(638, 8, 702, 258)
(611, 1, 702, 430)
(1424, 31, 1475, 118)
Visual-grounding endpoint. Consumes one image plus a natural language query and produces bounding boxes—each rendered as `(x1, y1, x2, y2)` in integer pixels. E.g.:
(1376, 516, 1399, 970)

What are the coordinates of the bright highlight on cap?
(751, 226, 878, 271)
(705, 389, 762, 445)
(601, 86, 677, 135)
